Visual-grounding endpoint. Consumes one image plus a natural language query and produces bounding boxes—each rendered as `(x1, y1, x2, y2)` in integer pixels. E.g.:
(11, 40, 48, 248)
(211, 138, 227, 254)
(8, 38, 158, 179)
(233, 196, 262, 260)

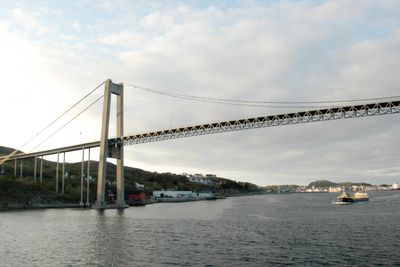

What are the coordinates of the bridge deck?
(1, 100, 399, 161)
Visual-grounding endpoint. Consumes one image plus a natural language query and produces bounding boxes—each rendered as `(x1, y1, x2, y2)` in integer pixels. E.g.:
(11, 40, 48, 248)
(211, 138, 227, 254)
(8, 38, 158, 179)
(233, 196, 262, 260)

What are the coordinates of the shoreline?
(0, 192, 266, 212)
(0, 203, 89, 212)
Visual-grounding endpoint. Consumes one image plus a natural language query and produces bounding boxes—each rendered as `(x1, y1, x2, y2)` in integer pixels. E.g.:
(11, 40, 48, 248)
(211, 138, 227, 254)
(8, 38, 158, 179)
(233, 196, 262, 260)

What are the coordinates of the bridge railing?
(112, 100, 400, 146)
(2, 100, 400, 161)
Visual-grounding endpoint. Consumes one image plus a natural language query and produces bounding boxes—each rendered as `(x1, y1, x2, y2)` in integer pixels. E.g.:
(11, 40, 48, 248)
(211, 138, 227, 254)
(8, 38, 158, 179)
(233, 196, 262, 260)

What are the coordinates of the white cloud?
(140, 12, 175, 31)
(9, 8, 49, 35)
(71, 20, 81, 31)
(1, 1, 400, 185)
(0, 23, 109, 153)
(109, 3, 400, 185)
(98, 31, 150, 48)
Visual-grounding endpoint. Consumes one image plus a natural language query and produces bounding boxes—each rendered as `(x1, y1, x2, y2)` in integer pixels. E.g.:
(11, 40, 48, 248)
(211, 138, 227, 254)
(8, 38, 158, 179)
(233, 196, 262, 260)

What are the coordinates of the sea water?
(1, 191, 399, 266)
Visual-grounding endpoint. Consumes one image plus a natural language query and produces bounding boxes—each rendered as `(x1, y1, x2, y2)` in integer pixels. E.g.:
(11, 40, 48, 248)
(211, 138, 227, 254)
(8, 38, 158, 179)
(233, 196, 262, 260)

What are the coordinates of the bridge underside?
(1, 93, 399, 210)
(114, 100, 400, 146)
(2, 100, 400, 161)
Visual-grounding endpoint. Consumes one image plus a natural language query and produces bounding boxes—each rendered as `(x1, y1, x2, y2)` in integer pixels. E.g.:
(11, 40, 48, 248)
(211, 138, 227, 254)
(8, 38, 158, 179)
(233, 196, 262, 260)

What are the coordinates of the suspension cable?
(124, 82, 400, 107)
(0, 81, 105, 165)
(148, 91, 330, 109)
(30, 95, 104, 152)
(26, 81, 105, 148)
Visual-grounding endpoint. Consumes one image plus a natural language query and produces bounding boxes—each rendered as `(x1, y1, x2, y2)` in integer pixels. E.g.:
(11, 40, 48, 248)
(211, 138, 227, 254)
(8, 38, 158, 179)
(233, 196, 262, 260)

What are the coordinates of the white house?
(198, 192, 214, 198)
(152, 190, 214, 199)
(135, 182, 144, 189)
(153, 190, 195, 199)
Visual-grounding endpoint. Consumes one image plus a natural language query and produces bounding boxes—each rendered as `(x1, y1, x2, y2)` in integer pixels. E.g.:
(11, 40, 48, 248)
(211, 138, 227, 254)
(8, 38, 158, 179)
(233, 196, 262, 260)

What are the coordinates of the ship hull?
(336, 197, 354, 204)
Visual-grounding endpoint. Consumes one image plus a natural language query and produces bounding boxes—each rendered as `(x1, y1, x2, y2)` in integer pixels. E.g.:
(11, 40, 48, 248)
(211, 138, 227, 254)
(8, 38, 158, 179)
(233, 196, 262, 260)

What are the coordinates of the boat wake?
(331, 201, 352, 205)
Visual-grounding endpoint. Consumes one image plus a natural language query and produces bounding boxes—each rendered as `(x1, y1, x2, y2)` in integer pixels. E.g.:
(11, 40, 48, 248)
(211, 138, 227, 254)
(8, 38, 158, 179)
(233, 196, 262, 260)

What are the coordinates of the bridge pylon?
(93, 79, 127, 209)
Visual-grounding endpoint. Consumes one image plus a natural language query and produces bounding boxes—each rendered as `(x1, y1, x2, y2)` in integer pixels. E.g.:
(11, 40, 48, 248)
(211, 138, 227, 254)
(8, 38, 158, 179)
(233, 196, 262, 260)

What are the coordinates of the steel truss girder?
(111, 100, 400, 146)
(2, 100, 399, 161)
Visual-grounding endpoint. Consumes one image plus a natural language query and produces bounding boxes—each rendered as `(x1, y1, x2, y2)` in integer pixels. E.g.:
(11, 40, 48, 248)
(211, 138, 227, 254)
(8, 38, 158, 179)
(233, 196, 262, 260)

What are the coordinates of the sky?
(0, 0, 400, 186)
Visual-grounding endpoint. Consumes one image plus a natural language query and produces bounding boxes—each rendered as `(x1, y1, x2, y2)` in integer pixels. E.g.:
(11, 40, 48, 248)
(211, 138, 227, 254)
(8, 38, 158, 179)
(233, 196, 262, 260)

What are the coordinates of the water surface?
(1, 191, 400, 266)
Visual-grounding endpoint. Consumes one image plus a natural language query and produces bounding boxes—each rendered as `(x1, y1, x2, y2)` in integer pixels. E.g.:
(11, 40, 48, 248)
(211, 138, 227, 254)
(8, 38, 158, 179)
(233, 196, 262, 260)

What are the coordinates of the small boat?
(333, 188, 369, 204)
(334, 189, 354, 204)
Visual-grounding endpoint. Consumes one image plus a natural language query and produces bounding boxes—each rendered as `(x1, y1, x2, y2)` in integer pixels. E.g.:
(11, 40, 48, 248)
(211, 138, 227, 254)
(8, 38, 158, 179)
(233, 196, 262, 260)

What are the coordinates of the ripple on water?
(1, 192, 400, 266)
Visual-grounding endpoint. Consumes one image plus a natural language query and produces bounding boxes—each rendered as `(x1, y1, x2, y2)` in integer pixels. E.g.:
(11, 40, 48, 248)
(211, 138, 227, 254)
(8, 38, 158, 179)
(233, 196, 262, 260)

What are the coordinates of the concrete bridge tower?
(93, 79, 127, 209)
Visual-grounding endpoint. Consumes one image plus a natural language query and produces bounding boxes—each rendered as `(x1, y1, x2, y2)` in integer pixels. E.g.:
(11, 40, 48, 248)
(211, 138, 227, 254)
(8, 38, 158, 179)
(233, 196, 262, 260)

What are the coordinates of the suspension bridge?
(1, 79, 399, 209)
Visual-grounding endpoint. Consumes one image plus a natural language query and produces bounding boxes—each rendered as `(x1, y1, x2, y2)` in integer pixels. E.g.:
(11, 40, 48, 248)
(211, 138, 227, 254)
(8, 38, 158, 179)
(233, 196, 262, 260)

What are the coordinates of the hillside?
(308, 179, 372, 189)
(308, 180, 337, 188)
(0, 146, 262, 207)
(0, 146, 20, 156)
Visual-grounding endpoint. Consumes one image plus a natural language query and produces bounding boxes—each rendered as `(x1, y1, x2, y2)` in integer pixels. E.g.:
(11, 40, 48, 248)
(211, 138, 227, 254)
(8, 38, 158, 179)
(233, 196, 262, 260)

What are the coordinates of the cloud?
(1, 1, 400, 185)
(141, 12, 175, 31)
(9, 8, 49, 35)
(0, 23, 108, 153)
(71, 20, 81, 31)
(112, 2, 400, 185)
(98, 31, 150, 48)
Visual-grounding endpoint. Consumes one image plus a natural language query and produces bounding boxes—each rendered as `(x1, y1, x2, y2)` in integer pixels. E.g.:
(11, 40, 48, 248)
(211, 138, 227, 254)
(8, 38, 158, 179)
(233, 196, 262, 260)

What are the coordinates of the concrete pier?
(94, 80, 126, 209)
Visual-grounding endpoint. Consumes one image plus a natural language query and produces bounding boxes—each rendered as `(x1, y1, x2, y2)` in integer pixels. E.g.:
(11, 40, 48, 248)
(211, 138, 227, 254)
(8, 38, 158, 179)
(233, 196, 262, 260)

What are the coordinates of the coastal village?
(127, 176, 400, 205)
(262, 180, 400, 194)
(1, 146, 399, 209)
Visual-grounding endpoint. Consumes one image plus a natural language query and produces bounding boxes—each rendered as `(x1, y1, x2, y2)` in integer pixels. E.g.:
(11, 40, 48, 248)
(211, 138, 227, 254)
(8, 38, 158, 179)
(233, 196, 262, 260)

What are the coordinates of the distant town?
(178, 173, 400, 194)
(175, 173, 400, 194)
(261, 179, 400, 193)
(148, 174, 400, 202)
(1, 143, 399, 210)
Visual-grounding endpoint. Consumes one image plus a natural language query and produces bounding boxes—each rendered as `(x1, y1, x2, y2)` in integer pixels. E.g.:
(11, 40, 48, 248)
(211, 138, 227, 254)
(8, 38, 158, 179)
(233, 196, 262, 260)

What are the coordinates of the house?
(153, 190, 195, 199)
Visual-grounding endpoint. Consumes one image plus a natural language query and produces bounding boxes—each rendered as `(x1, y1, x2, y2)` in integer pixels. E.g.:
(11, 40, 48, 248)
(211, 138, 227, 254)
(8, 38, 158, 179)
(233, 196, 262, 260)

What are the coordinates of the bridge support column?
(56, 153, 59, 193)
(115, 82, 125, 207)
(80, 149, 85, 206)
(19, 160, 23, 180)
(40, 156, 43, 183)
(62, 152, 65, 194)
(14, 159, 17, 178)
(86, 148, 91, 206)
(34, 156, 37, 182)
(94, 79, 127, 209)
